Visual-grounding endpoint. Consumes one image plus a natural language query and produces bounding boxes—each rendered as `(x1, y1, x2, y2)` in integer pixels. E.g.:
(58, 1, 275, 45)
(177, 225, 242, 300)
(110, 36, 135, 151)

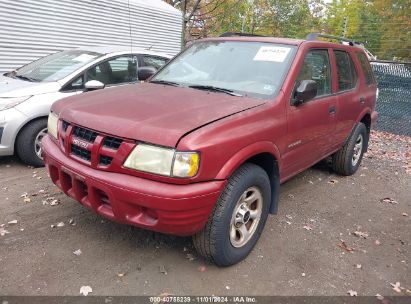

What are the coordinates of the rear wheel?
(193, 163, 271, 266)
(16, 119, 47, 167)
(332, 122, 368, 176)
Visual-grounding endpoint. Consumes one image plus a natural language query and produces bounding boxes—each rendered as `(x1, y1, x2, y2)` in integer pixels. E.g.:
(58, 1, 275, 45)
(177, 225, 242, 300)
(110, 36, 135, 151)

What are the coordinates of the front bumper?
(42, 135, 225, 236)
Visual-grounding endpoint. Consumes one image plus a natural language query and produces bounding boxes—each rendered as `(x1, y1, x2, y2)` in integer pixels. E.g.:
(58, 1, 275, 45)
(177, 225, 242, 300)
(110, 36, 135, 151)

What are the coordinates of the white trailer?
(0, 0, 182, 73)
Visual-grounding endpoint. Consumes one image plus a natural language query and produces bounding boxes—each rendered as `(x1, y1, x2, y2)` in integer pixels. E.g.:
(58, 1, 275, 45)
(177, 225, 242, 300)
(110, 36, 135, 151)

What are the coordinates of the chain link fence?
(371, 61, 411, 136)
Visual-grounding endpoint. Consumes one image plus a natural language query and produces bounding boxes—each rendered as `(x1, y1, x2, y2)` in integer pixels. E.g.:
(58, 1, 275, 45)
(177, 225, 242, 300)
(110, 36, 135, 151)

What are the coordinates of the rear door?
(283, 48, 338, 175)
(332, 49, 361, 148)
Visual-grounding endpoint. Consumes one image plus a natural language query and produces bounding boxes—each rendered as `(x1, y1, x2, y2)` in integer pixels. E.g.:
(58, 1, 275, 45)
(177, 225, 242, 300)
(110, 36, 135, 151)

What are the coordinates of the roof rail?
(307, 33, 377, 60)
(220, 32, 266, 38)
(306, 33, 363, 46)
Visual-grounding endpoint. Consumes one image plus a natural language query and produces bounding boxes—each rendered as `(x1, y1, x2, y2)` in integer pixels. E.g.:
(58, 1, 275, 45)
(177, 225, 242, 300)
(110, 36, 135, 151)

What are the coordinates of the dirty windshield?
(152, 41, 296, 99)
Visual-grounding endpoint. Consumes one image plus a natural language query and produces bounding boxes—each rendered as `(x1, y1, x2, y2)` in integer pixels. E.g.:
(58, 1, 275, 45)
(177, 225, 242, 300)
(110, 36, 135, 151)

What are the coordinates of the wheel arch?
(216, 142, 281, 214)
(13, 115, 48, 150)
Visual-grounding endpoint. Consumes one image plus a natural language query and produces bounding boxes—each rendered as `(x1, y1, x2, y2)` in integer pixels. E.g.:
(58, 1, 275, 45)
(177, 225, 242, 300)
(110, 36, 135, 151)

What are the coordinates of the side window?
(334, 50, 358, 91)
(142, 55, 168, 70)
(62, 75, 84, 91)
(296, 49, 331, 97)
(86, 56, 137, 86)
(356, 52, 375, 85)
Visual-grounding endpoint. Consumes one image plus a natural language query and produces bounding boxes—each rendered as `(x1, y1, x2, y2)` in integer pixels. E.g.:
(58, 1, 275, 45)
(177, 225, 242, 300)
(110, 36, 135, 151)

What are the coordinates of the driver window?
(86, 56, 137, 86)
(296, 49, 331, 97)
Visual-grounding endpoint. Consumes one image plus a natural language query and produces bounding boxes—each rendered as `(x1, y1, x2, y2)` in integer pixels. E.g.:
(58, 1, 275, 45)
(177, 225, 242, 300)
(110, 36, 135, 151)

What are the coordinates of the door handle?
(329, 105, 336, 115)
(360, 97, 366, 104)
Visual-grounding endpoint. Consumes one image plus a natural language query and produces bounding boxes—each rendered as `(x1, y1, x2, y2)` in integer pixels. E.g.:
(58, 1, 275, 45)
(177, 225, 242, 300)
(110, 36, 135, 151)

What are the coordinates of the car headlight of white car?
(124, 143, 200, 178)
(47, 112, 59, 139)
(0, 96, 32, 111)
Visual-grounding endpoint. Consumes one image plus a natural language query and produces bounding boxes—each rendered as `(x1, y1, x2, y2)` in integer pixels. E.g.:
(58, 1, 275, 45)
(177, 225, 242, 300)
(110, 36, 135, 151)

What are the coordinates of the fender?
(356, 107, 372, 125)
(216, 141, 281, 179)
(216, 141, 282, 215)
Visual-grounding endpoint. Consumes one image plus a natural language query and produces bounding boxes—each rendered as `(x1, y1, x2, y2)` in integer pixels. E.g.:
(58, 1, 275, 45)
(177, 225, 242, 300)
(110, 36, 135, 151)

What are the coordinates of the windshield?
(9, 50, 102, 82)
(151, 41, 296, 99)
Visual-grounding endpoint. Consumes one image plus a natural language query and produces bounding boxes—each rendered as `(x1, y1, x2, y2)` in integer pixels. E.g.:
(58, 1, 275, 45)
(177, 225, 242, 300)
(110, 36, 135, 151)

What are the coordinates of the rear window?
(334, 50, 358, 91)
(356, 52, 375, 85)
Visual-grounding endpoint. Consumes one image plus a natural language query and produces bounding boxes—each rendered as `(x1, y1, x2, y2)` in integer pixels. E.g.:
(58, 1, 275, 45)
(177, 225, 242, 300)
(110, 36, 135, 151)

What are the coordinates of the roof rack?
(306, 33, 376, 60)
(220, 32, 266, 38)
(306, 33, 363, 46)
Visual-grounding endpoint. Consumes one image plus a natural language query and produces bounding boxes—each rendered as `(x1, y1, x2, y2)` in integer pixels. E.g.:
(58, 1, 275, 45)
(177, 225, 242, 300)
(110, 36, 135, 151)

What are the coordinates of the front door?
(282, 48, 338, 178)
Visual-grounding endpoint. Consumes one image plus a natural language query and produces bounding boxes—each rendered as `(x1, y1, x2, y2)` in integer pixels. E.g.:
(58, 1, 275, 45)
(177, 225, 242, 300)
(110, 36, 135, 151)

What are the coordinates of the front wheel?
(332, 122, 368, 176)
(16, 119, 48, 167)
(193, 163, 271, 266)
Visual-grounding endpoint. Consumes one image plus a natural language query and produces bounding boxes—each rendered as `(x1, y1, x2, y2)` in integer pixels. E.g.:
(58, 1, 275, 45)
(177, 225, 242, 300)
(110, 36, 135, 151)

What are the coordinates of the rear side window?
(296, 49, 332, 97)
(356, 52, 375, 85)
(334, 50, 358, 91)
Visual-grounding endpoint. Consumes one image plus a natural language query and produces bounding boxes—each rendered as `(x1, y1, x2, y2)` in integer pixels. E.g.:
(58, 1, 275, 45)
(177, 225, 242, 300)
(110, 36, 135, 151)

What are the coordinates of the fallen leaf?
(159, 265, 167, 275)
(7, 220, 18, 225)
(80, 286, 92, 296)
(303, 225, 313, 231)
(198, 265, 206, 272)
(376, 294, 384, 300)
(347, 290, 358, 296)
(20, 193, 28, 198)
(328, 179, 338, 185)
(23, 198, 31, 203)
(353, 231, 369, 239)
(375, 240, 381, 245)
(402, 213, 408, 217)
(285, 215, 293, 220)
(288, 194, 295, 199)
(73, 249, 82, 256)
(57, 222, 65, 227)
(356, 264, 362, 269)
(390, 282, 401, 293)
(225, 286, 230, 290)
(69, 219, 75, 225)
(117, 273, 126, 277)
(186, 253, 196, 261)
(301, 273, 306, 277)
(49, 200, 59, 206)
(380, 198, 398, 204)
(0, 227, 10, 236)
(338, 240, 354, 253)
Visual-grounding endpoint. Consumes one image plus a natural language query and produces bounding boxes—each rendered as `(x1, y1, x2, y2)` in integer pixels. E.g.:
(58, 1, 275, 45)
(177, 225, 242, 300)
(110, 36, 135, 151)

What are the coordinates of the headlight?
(47, 113, 59, 139)
(0, 96, 31, 111)
(124, 143, 200, 178)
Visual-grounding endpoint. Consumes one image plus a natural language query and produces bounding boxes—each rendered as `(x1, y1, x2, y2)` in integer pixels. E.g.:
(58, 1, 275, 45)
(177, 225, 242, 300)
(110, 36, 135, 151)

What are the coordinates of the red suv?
(42, 34, 377, 266)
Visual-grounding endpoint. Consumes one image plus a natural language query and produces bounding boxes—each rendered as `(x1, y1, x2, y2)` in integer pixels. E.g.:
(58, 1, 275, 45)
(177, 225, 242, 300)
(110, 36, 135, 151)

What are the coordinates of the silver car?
(0, 46, 171, 166)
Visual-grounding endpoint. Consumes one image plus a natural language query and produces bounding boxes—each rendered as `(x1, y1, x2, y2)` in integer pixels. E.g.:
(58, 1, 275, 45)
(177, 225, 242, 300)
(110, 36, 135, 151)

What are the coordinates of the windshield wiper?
(150, 80, 181, 87)
(188, 85, 242, 97)
(15, 75, 38, 82)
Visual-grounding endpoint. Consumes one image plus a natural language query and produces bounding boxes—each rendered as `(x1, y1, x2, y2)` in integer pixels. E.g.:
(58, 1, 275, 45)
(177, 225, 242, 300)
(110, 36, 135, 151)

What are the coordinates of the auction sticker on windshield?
(253, 46, 291, 62)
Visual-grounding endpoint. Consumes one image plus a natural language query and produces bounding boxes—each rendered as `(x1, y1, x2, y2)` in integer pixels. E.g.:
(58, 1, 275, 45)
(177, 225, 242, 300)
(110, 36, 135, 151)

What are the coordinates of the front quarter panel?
(177, 100, 286, 182)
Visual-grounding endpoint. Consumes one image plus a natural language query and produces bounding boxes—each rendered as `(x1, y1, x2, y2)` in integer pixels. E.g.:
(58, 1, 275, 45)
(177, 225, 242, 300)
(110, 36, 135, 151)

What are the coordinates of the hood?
(55, 83, 266, 147)
(0, 74, 61, 97)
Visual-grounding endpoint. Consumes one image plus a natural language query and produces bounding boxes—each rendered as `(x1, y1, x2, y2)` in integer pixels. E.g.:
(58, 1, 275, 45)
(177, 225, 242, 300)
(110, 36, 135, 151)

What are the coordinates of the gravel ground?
(0, 131, 410, 296)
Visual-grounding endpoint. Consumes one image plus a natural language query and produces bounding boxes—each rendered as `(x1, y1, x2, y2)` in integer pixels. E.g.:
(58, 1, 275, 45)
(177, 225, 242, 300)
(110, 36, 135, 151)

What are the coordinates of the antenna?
(127, 0, 133, 53)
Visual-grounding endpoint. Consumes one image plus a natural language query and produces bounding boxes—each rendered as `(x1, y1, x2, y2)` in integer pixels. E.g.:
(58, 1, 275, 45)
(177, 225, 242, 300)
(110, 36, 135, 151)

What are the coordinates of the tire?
(193, 163, 271, 266)
(332, 122, 368, 176)
(16, 118, 48, 167)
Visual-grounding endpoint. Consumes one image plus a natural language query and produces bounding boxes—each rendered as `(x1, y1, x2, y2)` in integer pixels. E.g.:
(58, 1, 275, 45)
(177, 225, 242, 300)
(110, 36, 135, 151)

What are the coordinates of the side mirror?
(84, 80, 105, 91)
(293, 80, 317, 105)
(138, 66, 157, 81)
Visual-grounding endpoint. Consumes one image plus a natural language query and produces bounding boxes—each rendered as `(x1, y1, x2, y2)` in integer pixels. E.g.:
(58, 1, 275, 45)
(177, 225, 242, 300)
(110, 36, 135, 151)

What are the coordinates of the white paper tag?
(72, 54, 97, 62)
(254, 46, 291, 62)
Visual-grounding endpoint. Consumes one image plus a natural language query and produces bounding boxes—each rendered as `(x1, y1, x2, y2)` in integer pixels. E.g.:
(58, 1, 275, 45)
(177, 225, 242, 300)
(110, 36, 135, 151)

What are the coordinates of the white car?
(0, 46, 171, 166)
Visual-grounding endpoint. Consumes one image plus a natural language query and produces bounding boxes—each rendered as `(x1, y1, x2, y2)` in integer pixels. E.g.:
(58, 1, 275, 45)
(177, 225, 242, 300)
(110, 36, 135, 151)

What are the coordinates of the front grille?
(71, 144, 91, 161)
(73, 126, 98, 142)
(59, 121, 125, 168)
(99, 155, 113, 166)
(103, 136, 123, 149)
